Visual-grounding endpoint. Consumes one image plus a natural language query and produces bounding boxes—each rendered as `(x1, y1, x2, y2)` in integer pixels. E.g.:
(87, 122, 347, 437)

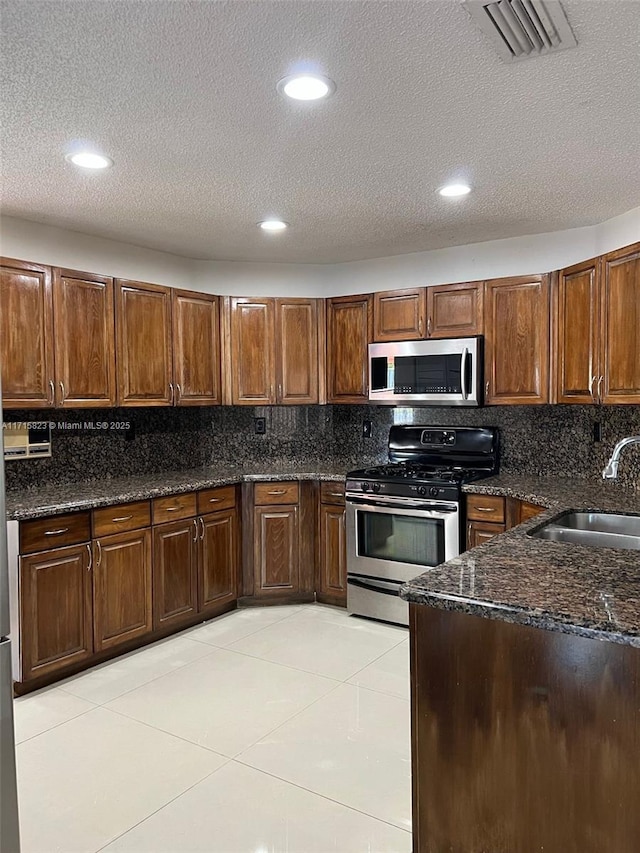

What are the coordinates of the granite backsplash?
(4, 403, 640, 491)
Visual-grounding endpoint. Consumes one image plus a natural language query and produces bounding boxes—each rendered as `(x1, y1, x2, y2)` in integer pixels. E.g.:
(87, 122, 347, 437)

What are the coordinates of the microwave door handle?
(460, 347, 469, 400)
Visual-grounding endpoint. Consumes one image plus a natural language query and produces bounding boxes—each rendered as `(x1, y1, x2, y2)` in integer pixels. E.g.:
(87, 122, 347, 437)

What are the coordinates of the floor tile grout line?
(184, 605, 316, 649)
(14, 702, 98, 747)
(232, 757, 413, 836)
(345, 637, 409, 683)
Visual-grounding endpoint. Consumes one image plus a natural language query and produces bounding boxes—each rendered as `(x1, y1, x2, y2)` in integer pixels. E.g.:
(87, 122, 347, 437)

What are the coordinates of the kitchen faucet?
(602, 436, 640, 479)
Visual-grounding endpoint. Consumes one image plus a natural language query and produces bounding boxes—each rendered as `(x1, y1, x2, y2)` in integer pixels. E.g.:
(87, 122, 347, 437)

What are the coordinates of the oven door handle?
(346, 496, 458, 513)
(347, 577, 402, 597)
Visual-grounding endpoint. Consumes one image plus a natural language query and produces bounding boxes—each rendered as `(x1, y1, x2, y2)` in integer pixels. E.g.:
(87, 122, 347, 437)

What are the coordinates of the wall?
(5, 403, 639, 493)
(2, 205, 638, 297)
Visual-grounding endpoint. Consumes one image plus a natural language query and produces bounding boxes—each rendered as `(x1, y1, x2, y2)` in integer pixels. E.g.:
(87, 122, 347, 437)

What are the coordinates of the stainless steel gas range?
(345, 426, 499, 627)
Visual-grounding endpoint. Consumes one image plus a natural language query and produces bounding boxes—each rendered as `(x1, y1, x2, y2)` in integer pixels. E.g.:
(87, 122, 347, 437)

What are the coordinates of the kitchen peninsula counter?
(5, 464, 348, 521)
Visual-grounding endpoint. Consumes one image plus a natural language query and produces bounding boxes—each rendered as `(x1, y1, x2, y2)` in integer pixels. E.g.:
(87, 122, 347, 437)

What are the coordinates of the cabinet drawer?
(92, 501, 151, 537)
(320, 481, 345, 505)
(197, 485, 237, 515)
(152, 492, 197, 524)
(20, 512, 91, 554)
(466, 494, 505, 523)
(254, 482, 299, 505)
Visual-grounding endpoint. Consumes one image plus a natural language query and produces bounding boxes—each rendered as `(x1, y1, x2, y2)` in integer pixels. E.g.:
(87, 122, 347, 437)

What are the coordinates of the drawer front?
(197, 485, 237, 515)
(92, 501, 151, 537)
(152, 492, 197, 524)
(466, 494, 505, 523)
(254, 482, 299, 505)
(320, 481, 345, 505)
(20, 512, 91, 554)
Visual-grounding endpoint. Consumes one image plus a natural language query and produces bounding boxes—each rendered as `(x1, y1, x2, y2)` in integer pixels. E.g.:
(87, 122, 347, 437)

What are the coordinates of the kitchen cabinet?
(19, 542, 93, 682)
(254, 505, 299, 597)
(426, 281, 484, 338)
(317, 482, 347, 607)
(275, 298, 319, 404)
(327, 293, 373, 403)
(199, 508, 238, 614)
(172, 289, 221, 405)
(153, 518, 199, 630)
(467, 520, 505, 548)
(555, 258, 600, 403)
(484, 275, 550, 405)
(373, 288, 425, 341)
(115, 279, 173, 406)
(0, 258, 55, 408)
(466, 493, 505, 548)
(52, 268, 116, 407)
(600, 242, 640, 404)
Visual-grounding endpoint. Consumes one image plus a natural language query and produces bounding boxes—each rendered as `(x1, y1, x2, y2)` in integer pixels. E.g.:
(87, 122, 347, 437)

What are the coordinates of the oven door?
(345, 495, 460, 582)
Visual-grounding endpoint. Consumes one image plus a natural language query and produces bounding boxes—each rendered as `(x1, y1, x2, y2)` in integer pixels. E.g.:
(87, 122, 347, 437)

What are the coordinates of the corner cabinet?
(484, 275, 550, 405)
(327, 294, 373, 403)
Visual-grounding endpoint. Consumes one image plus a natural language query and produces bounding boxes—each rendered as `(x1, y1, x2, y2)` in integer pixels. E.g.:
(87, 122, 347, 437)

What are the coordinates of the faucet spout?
(602, 436, 640, 480)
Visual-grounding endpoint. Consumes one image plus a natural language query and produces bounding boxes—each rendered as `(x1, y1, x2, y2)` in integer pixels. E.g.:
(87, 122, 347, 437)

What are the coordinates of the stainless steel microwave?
(368, 336, 483, 406)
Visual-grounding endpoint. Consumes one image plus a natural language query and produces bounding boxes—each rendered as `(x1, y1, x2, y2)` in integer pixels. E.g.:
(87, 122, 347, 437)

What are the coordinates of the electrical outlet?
(593, 421, 603, 442)
(363, 419, 372, 439)
(254, 417, 266, 435)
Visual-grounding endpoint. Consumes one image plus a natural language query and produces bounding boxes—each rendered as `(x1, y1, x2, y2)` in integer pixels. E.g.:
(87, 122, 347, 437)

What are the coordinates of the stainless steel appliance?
(368, 336, 483, 406)
(1, 383, 21, 852)
(346, 426, 499, 627)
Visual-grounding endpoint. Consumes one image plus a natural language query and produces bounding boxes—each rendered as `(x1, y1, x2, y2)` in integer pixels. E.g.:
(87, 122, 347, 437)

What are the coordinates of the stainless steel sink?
(529, 511, 640, 550)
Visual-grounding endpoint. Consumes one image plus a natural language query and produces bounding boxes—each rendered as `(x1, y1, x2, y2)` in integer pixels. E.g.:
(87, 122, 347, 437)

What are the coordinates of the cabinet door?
(230, 298, 275, 404)
(116, 280, 173, 406)
(555, 259, 600, 404)
(326, 294, 373, 403)
(276, 298, 319, 403)
(426, 281, 484, 338)
(467, 520, 505, 549)
(20, 543, 93, 682)
(373, 288, 426, 341)
(254, 505, 299, 597)
(0, 258, 54, 408)
(484, 276, 550, 404)
(199, 509, 238, 614)
(53, 268, 116, 407)
(172, 289, 221, 405)
(601, 243, 640, 404)
(317, 503, 346, 607)
(153, 519, 198, 630)
(93, 528, 152, 651)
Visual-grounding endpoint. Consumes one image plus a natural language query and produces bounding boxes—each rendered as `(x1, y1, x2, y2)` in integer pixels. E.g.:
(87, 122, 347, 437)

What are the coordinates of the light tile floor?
(13, 603, 412, 853)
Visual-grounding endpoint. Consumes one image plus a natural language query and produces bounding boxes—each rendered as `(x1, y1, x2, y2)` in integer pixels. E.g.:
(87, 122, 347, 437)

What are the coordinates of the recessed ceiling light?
(65, 151, 113, 170)
(258, 219, 288, 232)
(277, 74, 336, 101)
(439, 183, 471, 197)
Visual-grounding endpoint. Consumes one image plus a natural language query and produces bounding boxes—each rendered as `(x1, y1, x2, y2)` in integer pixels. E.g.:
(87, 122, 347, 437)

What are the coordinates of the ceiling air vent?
(462, 0, 577, 62)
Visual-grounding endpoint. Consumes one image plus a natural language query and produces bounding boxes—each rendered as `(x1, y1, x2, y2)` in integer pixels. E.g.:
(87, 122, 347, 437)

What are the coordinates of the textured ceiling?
(2, 0, 639, 263)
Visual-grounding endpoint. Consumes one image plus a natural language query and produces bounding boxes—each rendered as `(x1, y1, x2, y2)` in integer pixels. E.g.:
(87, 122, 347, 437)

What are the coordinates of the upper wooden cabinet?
(275, 298, 319, 404)
(172, 289, 221, 405)
(52, 268, 116, 407)
(373, 288, 425, 341)
(484, 275, 550, 405)
(116, 279, 173, 406)
(0, 258, 55, 408)
(426, 281, 484, 338)
(555, 258, 600, 403)
(327, 294, 373, 403)
(600, 242, 640, 404)
(228, 297, 275, 404)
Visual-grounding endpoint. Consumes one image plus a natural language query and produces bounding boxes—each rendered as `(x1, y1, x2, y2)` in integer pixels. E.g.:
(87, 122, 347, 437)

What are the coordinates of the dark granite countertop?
(5, 463, 347, 520)
(401, 475, 640, 648)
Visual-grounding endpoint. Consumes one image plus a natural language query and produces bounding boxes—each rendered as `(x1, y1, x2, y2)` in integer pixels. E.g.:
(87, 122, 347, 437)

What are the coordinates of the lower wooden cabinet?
(254, 505, 300, 597)
(467, 520, 505, 548)
(317, 502, 347, 607)
(93, 528, 153, 652)
(19, 543, 93, 681)
(199, 509, 238, 613)
(466, 493, 545, 549)
(153, 518, 199, 630)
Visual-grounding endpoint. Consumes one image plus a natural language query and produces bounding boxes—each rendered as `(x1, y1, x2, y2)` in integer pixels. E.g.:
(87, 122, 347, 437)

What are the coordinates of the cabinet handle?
(208, 497, 222, 503)
(597, 375, 604, 404)
(164, 506, 180, 512)
(467, 522, 472, 543)
(192, 518, 198, 543)
(278, 383, 282, 400)
(96, 540, 102, 568)
(44, 528, 69, 536)
(418, 318, 423, 336)
(268, 489, 287, 495)
(86, 543, 92, 571)
(474, 507, 495, 513)
(427, 316, 432, 337)
(59, 380, 66, 403)
(112, 515, 133, 522)
(270, 383, 275, 400)
(485, 380, 490, 398)
(589, 374, 597, 403)
(176, 383, 182, 403)
(199, 517, 205, 540)
(48, 379, 55, 406)
(169, 382, 175, 405)
(329, 491, 344, 497)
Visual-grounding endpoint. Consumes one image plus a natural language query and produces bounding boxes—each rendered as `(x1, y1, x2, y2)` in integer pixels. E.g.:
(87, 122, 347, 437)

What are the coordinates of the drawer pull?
(164, 506, 180, 512)
(208, 497, 222, 503)
(329, 491, 344, 497)
(268, 489, 287, 495)
(112, 515, 133, 522)
(474, 507, 496, 513)
(44, 528, 69, 536)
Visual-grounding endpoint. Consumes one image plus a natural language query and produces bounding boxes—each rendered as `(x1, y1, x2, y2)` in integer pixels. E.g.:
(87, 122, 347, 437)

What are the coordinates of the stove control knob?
(372, 482, 381, 493)
(429, 487, 439, 497)
(417, 485, 427, 496)
(361, 482, 370, 492)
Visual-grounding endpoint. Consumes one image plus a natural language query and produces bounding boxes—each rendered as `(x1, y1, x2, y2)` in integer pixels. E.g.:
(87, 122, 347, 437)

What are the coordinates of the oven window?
(356, 510, 445, 567)
(394, 354, 462, 394)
